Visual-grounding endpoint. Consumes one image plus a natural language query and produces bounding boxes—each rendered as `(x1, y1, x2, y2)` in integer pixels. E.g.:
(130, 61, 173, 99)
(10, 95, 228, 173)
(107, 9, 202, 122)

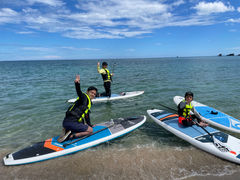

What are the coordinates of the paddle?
(158, 103, 177, 112)
(158, 103, 230, 152)
(110, 62, 116, 83)
(63, 116, 140, 148)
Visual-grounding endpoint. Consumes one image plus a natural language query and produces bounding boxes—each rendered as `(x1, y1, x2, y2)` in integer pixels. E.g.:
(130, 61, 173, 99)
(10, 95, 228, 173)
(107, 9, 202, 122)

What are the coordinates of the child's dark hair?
(102, 62, 108, 66)
(87, 86, 98, 92)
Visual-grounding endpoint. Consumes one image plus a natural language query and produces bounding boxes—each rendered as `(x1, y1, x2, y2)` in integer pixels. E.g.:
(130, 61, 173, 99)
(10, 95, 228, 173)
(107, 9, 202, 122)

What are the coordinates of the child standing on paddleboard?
(97, 61, 114, 97)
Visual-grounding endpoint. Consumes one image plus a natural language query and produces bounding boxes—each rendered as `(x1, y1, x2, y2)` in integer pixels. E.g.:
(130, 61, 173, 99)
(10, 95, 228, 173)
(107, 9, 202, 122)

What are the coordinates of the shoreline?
(1, 147, 240, 179)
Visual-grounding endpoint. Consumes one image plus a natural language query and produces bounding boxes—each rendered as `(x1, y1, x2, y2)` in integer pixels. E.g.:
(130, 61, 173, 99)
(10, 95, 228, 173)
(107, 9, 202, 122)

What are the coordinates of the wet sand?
(1, 146, 240, 180)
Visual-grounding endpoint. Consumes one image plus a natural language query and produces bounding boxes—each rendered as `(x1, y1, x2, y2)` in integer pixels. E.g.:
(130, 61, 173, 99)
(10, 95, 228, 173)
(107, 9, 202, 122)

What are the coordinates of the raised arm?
(97, 62, 101, 73)
(74, 75, 83, 98)
(97, 62, 106, 74)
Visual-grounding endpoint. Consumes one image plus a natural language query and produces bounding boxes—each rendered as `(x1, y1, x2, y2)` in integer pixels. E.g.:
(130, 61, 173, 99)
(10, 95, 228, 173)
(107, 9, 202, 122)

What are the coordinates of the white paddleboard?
(3, 116, 146, 166)
(147, 109, 240, 164)
(174, 96, 240, 133)
(67, 91, 144, 103)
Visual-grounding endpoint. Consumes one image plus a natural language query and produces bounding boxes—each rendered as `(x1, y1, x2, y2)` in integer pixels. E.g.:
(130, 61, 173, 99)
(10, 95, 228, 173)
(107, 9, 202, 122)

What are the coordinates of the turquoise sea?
(1, 56, 240, 179)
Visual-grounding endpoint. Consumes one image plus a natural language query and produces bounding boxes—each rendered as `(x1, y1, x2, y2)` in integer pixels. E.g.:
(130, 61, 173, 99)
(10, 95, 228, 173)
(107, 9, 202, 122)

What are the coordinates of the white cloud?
(229, 29, 237, 32)
(21, 47, 50, 51)
(60, 0, 172, 38)
(17, 31, 35, 34)
(126, 48, 136, 52)
(0, 0, 238, 39)
(0, 8, 18, 16)
(172, 0, 185, 7)
(60, 46, 100, 51)
(26, 0, 64, 7)
(227, 18, 240, 23)
(237, 7, 240, 12)
(194, 1, 234, 15)
(226, 46, 240, 51)
(79, 48, 100, 51)
(43, 55, 62, 59)
(0, 8, 19, 24)
(71, 0, 170, 27)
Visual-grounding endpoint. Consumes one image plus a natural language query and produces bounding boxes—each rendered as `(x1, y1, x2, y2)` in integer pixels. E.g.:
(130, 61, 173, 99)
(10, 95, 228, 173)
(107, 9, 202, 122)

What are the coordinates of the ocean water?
(1, 56, 240, 179)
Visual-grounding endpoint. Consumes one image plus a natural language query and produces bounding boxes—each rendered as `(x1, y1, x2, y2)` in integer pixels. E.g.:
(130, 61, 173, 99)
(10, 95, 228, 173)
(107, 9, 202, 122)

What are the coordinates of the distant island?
(218, 53, 240, 56)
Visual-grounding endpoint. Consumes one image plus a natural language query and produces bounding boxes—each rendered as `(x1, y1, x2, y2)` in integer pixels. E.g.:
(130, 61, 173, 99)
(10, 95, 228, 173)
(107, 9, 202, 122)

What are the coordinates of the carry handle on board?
(157, 103, 230, 152)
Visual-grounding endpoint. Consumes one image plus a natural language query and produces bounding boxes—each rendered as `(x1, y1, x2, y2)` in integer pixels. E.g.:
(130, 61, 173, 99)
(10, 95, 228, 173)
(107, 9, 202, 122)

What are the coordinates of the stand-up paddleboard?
(147, 109, 240, 164)
(67, 91, 144, 103)
(174, 96, 240, 133)
(3, 116, 146, 166)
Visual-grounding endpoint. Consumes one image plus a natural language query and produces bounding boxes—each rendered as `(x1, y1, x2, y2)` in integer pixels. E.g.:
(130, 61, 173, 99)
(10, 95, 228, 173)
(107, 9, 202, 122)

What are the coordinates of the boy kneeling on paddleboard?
(58, 75, 98, 143)
(178, 91, 208, 127)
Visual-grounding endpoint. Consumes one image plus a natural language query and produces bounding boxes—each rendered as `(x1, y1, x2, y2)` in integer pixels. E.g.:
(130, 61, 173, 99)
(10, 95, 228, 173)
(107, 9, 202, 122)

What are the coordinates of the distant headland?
(218, 53, 240, 56)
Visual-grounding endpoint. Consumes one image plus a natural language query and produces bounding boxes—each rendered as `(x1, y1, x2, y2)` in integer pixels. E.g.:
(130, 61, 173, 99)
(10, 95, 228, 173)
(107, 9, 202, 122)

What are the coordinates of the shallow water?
(1, 56, 240, 179)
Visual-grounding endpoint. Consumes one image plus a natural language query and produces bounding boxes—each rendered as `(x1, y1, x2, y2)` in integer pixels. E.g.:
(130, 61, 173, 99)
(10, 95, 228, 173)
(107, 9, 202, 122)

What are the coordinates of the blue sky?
(0, 0, 240, 61)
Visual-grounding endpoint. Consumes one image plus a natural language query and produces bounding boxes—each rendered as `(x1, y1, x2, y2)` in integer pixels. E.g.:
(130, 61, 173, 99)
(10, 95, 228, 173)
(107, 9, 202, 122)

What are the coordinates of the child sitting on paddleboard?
(58, 75, 98, 143)
(178, 91, 208, 127)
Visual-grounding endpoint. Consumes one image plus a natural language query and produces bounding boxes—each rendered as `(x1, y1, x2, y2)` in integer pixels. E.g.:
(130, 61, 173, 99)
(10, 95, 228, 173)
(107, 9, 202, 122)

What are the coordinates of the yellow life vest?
(68, 93, 91, 123)
(101, 68, 111, 81)
(182, 100, 193, 118)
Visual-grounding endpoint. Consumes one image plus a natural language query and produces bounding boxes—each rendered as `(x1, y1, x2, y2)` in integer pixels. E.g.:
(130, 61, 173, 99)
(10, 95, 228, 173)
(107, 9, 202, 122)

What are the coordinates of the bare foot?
(199, 122, 208, 127)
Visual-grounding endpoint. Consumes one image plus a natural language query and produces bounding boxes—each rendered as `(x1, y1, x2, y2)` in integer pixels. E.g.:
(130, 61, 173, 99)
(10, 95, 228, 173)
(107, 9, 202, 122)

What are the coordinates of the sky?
(0, 0, 240, 61)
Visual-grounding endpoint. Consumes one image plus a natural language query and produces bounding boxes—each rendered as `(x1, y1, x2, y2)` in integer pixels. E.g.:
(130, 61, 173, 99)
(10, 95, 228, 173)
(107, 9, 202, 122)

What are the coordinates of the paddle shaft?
(158, 103, 177, 112)
(192, 120, 213, 137)
(111, 63, 115, 83)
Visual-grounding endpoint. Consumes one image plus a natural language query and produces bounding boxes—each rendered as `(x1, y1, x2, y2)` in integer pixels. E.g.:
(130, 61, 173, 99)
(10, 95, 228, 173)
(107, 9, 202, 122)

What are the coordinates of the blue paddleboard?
(174, 96, 240, 133)
(3, 116, 146, 165)
(147, 109, 240, 164)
